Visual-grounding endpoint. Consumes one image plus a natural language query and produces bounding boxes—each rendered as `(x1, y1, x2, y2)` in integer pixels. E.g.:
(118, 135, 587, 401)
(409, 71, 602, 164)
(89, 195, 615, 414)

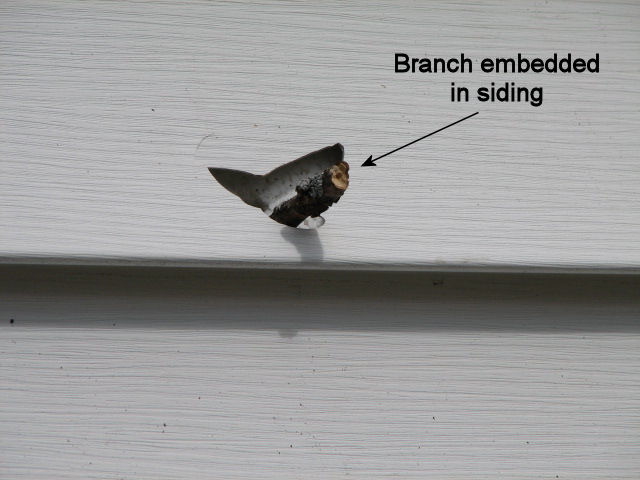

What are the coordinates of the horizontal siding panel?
(1, 1, 639, 270)
(1, 266, 639, 478)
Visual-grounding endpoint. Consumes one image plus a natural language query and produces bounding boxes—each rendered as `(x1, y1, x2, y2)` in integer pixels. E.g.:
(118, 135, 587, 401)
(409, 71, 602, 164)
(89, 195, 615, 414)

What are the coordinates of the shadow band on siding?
(2, 265, 639, 332)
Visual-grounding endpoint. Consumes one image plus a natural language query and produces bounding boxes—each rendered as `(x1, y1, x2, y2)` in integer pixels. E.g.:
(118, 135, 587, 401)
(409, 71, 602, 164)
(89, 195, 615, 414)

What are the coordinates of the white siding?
(1, 267, 639, 479)
(2, 2, 639, 478)
(2, 1, 639, 271)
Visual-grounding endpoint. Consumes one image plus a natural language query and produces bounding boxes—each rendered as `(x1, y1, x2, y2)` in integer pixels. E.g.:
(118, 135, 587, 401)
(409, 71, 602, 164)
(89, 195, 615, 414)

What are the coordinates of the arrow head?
(361, 155, 377, 167)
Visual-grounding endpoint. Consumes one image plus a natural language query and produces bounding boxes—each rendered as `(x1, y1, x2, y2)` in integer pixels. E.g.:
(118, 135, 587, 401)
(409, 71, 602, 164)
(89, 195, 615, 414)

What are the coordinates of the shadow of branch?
(280, 226, 324, 263)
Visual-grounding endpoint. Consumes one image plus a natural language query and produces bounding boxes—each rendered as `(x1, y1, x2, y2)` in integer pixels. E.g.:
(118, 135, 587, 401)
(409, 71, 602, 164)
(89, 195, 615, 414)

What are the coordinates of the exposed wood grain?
(1, 267, 639, 479)
(1, 0, 639, 270)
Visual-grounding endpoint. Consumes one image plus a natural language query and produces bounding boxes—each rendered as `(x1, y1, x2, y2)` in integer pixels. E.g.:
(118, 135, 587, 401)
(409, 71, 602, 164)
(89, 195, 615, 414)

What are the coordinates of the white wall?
(2, 1, 639, 271)
(2, 2, 639, 478)
(2, 267, 639, 479)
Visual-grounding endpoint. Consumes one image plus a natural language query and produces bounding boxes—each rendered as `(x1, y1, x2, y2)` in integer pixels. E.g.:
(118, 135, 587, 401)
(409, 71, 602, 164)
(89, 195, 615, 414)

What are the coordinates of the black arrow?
(361, 111, 479, 167)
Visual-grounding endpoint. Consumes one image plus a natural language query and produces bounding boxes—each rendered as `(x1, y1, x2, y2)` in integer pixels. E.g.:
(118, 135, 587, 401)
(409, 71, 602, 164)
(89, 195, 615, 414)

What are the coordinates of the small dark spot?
(10, 318, 14, 324)
(290, 444, 293, 448)
(198, 396, 201, 399)
(112, 323, 116, 327)
(279, 328, 298, 339)
(60, 366, 63, 369)
(299, 403, 303, 407)
(151, 108, 155, 112)
(432, 416, 436, 420)
(163, 423, 167, 427)
(432, 279, 444, 286)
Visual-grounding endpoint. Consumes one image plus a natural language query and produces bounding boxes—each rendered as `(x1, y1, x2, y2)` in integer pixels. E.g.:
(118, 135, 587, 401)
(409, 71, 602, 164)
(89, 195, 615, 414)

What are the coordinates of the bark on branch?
(270, 161, 349, 227)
